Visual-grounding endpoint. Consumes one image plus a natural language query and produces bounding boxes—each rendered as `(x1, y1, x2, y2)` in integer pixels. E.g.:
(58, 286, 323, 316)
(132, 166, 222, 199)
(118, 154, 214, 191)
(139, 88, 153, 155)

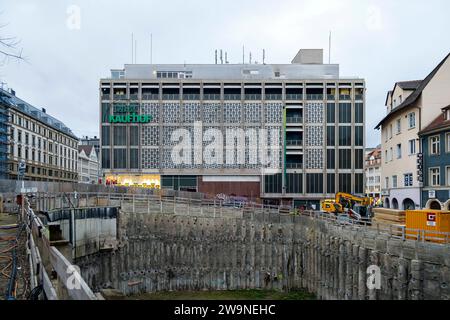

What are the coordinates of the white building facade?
(78, 145, 100, 184)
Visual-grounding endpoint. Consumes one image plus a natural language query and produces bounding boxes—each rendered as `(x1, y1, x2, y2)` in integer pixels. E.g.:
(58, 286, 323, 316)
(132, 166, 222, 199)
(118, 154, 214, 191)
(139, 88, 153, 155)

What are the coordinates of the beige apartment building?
(365, 146, 381, 199)
(376, 53, 450, 209)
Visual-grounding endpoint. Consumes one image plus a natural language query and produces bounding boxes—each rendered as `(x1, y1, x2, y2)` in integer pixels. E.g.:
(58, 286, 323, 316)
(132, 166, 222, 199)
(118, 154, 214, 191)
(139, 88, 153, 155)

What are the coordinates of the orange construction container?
(406, 210, 450, 243)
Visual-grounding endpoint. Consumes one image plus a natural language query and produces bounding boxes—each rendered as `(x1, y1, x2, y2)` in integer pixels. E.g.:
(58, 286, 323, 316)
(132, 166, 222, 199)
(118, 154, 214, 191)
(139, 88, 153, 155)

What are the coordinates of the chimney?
(42, 108, 46, 113)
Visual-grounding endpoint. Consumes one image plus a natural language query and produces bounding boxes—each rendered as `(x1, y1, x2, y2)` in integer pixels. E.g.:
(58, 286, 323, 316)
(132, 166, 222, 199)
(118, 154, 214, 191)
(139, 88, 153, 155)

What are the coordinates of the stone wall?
(77, 208, 450, 300)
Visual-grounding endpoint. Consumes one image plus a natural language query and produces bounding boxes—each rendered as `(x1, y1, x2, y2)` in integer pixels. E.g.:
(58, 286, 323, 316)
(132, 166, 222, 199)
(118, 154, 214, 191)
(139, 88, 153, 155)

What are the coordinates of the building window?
(113, 148, 127, 169)
(264, 173, 282, 194)
(385, 177, 389, 189)
(113, 126, 127, 146)
(447, 167, 450, 186)
(429, 168, 440, 186)
(408, 112, 416, 129)
(306, 174, 323, 194)
(389, 124, 393, 139)
(392, 175, 398, 188)
(327, 174, 335, 194)
(286, 173, 303, 194)
(408, 139, 416, 155)
(396, 144, 402, 159)
(338, 103, 351, 123)
(339, 174, 352, 194)
(355, 173, 364, 194)
(326, 126, 335, 146)
(327, 149, 335, 169)
(385, 150, 388, 163)
(326, 103, 335, 123)
(430, 136, 440, 155)
(101, 149, 110, 169)
(129, 126, 139, 146)
(339, 149, 352, 169)
(355, 149, 364, 170)
(355, 126, 363, 146)
(129, 149, 139, 169)
(396, 119, 401, 134)
(390, 147, 393, 161)
(355, 103, 364, 124)
(338, 126, 352, 146)
(447, 133, 450, 153)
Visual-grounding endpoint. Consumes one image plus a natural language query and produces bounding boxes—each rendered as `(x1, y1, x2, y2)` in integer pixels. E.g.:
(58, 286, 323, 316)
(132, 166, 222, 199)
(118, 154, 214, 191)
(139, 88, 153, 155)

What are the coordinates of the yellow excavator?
(321, 193, 373, 219)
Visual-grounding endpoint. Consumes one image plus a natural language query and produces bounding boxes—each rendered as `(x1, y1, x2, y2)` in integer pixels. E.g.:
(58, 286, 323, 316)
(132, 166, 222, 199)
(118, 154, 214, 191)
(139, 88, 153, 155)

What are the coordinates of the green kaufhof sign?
(102, 103, 153, 123)
(109, 113, 153, 123)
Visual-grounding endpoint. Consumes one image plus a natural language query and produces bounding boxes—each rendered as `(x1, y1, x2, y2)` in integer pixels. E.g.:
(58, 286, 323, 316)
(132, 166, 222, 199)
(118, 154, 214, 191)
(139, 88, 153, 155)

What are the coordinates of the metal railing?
(141, 93, 159, 100)
(129, 94, 139, 100)
(286, 116, 303, 124)
(286, 140, 303, 146)
(32, 192, 450, 245)
(183, 94, 201, 100)
(223, 94, 241, 100)
(339, 94, 351, 100)
(244, 94, 262, 100)
(306, 94, 323, 100)
(327, 94, 335, 100)
(203, 94, 221, 100)
(113, 94, 127, 100)
(285, 94, 303, 100)
(162, 94, 180, 100)
(101, 94, 110, 100)
(22, 197, 98, 300)
(265, 94, 282, 100)
(355, 94, 364, 101)
(285, 163, 303, 169)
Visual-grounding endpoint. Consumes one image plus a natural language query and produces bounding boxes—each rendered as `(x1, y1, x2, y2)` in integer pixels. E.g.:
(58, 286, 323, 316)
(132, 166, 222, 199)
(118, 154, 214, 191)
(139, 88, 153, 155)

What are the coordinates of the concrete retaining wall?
(77, 207, 450, 300)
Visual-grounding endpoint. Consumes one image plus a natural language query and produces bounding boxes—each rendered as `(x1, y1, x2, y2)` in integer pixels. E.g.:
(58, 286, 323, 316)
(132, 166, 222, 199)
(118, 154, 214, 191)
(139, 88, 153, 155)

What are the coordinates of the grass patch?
(129, 289, 315, 300)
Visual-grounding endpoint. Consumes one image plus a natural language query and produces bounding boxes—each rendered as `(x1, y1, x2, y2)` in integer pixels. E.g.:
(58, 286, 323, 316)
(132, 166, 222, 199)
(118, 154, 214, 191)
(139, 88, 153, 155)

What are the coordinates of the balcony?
(339, 94, 351, 100)
(113, 94, 127, 100)
(286, 163, 303, 169)
(183, 94, 201, 100)
(327, 94, 335, 100)
(223, 94, 241, 100)
(306, 94, 323, 100)
(265, 94, 282, 101)
(162, 94, 180, 100)
(203, 94, 221, 100)
(142, 93, 159, 100)
(355, 94, 364, 101)
(286, 94, 303, 101)
(286, 140, 303, 146)
(286, 116, 303, 124)
(245, 94, 262, 100)
(129, 94, 139, 100)
(102, 94, 110, 100)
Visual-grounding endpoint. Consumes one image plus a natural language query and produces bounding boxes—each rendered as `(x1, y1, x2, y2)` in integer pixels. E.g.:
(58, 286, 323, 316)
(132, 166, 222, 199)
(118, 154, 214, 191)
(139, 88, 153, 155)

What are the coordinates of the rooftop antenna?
(249, 52, 252, 64)
(220, 49, 223, 64)
(131, 33, 134, 63)
(263, 49, 266, 64)
(135, 39, 137, 63)
(242, 45, 245, 64)
(328, 31, 332, 64)
(215, 49, 218, 64)
(225, 51, 228, 64)
(150, 33, 153, 64)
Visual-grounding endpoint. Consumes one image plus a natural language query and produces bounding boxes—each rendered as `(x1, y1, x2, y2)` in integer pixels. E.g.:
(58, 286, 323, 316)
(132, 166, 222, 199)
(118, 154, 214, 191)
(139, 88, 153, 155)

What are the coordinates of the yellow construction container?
(406, 210, 450, 243)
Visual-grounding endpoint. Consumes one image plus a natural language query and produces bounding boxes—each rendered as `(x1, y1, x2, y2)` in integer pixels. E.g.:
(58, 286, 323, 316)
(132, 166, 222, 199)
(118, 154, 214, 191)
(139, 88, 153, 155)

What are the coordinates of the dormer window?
(445, 109, 450, 120)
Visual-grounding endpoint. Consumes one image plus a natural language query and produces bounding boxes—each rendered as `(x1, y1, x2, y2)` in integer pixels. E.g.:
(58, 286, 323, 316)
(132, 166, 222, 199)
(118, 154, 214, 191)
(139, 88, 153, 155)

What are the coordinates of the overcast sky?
(1, 0, 449, 147)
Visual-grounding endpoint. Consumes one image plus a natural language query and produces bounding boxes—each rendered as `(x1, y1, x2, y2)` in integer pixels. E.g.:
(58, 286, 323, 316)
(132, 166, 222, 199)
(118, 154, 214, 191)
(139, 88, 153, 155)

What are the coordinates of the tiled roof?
(376, 52, 450, 129)
(419, 105, 450, 135)
(78, 145, 95, 157)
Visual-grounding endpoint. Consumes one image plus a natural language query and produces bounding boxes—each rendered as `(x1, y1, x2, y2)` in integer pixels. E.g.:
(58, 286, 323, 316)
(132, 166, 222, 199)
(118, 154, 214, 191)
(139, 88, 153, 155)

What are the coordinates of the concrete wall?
(77, 207, 450, 300)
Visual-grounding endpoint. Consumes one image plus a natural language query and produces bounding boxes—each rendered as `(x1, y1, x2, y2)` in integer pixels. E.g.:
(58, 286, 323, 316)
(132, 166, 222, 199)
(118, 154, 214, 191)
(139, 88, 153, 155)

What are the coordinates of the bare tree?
(0, 23, 25, 63)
